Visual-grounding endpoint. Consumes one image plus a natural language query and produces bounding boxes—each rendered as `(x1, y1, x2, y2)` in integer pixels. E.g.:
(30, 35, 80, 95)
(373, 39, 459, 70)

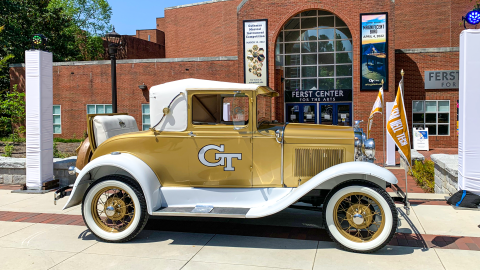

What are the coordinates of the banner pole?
(382, 79, 385, 167)
(401, 69, 410, 215)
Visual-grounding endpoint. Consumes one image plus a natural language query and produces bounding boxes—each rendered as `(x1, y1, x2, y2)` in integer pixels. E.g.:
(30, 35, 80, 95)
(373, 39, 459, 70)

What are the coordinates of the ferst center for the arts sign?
(244, 20, 268, 86)
(285, 89, 353, 102)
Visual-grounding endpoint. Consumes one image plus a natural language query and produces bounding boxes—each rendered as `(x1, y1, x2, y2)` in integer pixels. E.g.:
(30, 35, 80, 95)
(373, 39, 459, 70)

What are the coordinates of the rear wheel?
(323, 181, 397, 253)
(82, 175, 149, 242)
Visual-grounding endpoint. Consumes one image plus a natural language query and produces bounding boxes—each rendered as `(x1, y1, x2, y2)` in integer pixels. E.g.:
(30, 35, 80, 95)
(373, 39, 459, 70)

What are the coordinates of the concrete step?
(389, 192, 447, 201)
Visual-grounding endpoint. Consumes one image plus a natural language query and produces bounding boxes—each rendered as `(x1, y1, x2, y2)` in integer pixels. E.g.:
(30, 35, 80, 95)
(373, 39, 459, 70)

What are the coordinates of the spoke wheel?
(82, 175, 149, 242)
(91, 186, 136, 233)
(333, 192, 385, 243)
(323, 181, 397, 253)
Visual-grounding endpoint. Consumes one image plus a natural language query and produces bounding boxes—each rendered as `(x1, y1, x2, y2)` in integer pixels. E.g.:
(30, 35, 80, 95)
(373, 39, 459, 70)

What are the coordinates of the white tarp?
(25, 50, 53, 190)
(458, 30, 480, 193)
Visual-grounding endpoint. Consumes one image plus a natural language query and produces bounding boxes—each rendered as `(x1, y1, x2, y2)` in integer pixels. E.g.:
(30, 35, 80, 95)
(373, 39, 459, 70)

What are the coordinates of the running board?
(151, 206, 250, 218)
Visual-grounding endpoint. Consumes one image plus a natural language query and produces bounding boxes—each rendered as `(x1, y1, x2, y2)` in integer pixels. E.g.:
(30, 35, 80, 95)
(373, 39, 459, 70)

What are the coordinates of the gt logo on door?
(198, 144, 242, 171)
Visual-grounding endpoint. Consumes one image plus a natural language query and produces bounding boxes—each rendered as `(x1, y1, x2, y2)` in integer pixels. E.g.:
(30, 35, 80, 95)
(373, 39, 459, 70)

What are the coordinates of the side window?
(142, 104, 150, 130)
(192, 94, 249, 125)
(53, 105, 61, 134)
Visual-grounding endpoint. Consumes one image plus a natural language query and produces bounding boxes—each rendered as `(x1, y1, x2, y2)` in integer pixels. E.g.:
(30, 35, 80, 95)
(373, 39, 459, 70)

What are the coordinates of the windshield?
(257, 94, 282, 127)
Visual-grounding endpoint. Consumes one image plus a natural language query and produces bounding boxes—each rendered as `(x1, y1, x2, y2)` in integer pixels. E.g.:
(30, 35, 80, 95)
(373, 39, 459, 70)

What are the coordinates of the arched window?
(276, 10, 353, 91)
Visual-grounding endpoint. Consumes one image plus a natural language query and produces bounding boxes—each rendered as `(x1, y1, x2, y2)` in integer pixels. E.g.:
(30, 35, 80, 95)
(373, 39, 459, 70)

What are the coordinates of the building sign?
(413, 127, 429, 151)
(360, 13, 388, 91)
(424, 70, 459, 89)
(285, 89, 353, 103)
(243, 19, 268, 86)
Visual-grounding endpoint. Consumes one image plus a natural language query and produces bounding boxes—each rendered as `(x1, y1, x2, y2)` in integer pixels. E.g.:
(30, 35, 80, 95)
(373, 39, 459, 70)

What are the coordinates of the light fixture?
(463, 9, 480, 28)
(31, 34, 47, 50)
(139, 83, 147, 90)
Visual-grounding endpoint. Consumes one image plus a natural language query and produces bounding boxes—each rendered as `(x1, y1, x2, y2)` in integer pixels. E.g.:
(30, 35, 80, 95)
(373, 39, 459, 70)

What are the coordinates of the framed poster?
(360, 13, 388, 91)
(243, 19, 268, 86)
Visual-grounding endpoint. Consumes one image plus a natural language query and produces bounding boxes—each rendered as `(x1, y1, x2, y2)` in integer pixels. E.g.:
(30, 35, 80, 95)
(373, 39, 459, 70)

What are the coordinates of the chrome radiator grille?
(294, 148, 344, 177)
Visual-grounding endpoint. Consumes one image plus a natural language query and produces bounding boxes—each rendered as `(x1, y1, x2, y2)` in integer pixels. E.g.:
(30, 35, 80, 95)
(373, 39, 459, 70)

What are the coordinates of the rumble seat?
(93, 115, 139, 147)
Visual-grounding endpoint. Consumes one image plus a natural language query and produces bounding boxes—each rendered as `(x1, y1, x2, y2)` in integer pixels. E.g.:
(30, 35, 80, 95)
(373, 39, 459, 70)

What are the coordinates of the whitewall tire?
(323, 181, 397, 253)
(82, 175, 149, 242)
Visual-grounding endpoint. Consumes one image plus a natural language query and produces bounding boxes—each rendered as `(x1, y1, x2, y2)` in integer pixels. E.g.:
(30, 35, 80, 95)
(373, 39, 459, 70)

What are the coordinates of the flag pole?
(401, 69, 410, 215)
(382, 79, 385, 167)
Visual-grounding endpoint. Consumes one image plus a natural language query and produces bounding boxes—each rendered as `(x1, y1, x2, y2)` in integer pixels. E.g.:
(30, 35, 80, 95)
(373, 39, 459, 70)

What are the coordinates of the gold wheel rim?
(91, 186, 136, 233)
(333, 192, 385, 243)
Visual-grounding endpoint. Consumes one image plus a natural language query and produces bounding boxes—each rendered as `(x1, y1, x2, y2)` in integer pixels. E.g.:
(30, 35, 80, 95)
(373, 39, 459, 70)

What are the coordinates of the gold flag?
(367, 87, 383, 138)
(387, 78, 411, 167)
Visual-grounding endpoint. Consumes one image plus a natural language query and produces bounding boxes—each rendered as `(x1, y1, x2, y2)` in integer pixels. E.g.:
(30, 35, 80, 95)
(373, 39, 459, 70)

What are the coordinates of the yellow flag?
(387, 78, 411, 167)
(367, 87, 383, 138)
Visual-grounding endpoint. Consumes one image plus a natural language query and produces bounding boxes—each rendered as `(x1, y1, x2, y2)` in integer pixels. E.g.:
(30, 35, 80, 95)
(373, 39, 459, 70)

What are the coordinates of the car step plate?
(152, 207, 250, 218)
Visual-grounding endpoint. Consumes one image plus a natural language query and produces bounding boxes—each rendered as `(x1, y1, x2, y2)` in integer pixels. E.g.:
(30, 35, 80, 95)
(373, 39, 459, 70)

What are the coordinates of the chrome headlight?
(364, 138, 376, 161)
(354, 131, 364, 160)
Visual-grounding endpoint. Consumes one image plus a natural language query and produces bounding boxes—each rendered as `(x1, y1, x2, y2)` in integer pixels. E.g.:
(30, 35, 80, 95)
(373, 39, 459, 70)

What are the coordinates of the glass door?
(286, 103, 317, 123)
(286, 104, 300, 123)
(318, 103, 352, 126)
(302, 104, 317, 123)
(337, 103, 352, 126)
(319, 104, 334, 125)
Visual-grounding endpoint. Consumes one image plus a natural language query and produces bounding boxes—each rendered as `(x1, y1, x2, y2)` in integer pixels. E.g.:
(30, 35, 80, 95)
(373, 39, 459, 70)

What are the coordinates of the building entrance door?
(319, 103, 352, 126)
(286, 103, 317, 123)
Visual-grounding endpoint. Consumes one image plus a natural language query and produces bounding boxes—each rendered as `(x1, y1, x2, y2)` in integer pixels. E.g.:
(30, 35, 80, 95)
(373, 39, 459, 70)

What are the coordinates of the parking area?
(0, 188, 479, 270)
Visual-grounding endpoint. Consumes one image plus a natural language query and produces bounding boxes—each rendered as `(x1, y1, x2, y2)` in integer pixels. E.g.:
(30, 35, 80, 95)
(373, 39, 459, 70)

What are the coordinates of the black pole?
(109, 44, 118, 113)
(111, 54, 117, 113)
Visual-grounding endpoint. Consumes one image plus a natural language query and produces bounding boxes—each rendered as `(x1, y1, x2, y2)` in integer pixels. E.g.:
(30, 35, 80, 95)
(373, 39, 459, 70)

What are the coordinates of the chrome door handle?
(189, 132, 196, 137)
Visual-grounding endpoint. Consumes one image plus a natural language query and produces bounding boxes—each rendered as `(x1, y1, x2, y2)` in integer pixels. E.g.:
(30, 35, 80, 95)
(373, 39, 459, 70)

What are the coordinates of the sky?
(109, 0, 203, 35)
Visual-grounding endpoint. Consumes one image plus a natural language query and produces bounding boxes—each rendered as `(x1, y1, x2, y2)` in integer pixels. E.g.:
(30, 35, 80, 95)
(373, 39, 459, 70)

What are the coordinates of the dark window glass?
(285, 67, 300, 78)
(285, 19, 300, 29)
(438, 113, 449, 123)
(426, 125, 437, 135)
(285, 43, 300, 54)
(438, 125, 449, 135)
(336, 40, 352, 51)
(318, 41, 334, 52)
(318, 53, 334, 64)
(425, 113, 437, 123)
(301, 10, 317, 16)
(319, 66, 334, 77)
(301, 17, 317, 29)
(302, 79, 317, 90)
(413, 113, 425, 123)
(336, 78, 352, 89)
(301, 42, 317, 53)
(336, 52, 353, 63)
(336, 65, 352, 76)
(285, 55, 301, 65)
(285, 31, 300, 42)
(318, 16, 334, 28)
(285, 79, 300, 90)
(302, 66, 317, 78)
(336, 28, 352, 39)
(301, 30, 317, 41)
(336, 17, 347, 27)
(318, 78, 334, 90)
(302, 54, 317, 65)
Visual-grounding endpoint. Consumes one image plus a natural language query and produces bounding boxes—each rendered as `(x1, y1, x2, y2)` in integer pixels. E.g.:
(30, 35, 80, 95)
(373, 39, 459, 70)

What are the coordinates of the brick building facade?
(10, 0, 475, 149)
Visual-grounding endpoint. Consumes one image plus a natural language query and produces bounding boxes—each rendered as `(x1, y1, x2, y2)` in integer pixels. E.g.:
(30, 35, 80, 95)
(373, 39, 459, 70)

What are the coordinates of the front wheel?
(323, 181, 397, 253)
(82, 175, 149, 242)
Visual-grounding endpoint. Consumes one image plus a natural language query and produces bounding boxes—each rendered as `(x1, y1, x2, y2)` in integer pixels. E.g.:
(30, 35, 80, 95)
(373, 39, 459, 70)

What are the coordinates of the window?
(142, 104, 150, 131)
(412, 100, 450, 136)
(87, 104, 113, 114)
(192, 94, 249, 126)
(53, 105, 61, 134)
(277, 10, 353, 91)
(148, 35, 151, 41)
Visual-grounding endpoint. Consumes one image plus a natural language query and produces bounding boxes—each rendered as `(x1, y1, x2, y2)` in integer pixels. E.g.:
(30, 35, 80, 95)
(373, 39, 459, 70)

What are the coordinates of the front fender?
(63, 153, 161, 214)
(246, 162, 397, 218)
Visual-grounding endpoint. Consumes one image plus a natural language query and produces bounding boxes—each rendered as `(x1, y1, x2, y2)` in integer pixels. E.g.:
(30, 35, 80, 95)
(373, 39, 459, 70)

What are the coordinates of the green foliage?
(410, 160, 435, 193)
(2, 143, 13, 157)
(0, 85, 26, 136)
(53, 138, 83, 143)
(53, 142, 69, 158)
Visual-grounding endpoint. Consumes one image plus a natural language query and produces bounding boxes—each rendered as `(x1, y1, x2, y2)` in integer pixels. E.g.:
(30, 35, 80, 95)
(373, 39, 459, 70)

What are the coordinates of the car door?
(187, 91, 253, 187)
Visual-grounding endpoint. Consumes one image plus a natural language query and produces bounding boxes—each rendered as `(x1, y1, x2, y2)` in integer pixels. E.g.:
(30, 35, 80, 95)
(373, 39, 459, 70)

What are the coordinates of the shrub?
(53, 138, 83, 143)
(53, 142, 69, 158)
(410, 160, 435, 193)
(2, 143, 13, 157)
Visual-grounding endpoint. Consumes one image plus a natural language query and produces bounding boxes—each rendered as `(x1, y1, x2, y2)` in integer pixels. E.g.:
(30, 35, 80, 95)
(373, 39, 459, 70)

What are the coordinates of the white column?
(25, 50, 54, 190)
(459, 30, 480, 193)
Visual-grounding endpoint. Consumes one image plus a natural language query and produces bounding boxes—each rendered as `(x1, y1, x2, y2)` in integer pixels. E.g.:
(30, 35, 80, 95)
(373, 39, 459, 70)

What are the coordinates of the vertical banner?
(360, 13, 388, 90)
(244, 19, 268, 86)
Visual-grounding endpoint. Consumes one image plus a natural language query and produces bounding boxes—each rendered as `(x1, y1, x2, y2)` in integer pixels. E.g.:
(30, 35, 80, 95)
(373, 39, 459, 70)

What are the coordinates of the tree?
(0, 85, 25, 137)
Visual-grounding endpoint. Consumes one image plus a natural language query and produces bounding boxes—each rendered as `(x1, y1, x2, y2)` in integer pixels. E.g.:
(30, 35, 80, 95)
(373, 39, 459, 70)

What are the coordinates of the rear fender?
(63, 153, 161, 214)
(246, 162, 397, 218)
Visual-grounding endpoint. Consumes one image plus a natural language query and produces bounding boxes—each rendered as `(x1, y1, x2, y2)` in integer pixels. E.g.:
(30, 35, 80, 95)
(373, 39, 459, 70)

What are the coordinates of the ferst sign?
(424, 70, 459, 89)
(285, 89, 353, 102)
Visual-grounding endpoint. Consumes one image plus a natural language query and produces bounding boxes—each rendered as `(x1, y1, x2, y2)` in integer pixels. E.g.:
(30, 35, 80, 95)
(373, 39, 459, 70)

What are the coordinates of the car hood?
(284, 123, 354, 145)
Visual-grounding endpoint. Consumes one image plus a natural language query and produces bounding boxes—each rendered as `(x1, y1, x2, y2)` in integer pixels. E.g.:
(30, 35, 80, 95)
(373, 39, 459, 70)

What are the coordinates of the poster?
(244, 20, 268, 86)
(413, 127, 429, 151)
(360, 13, 388, 90)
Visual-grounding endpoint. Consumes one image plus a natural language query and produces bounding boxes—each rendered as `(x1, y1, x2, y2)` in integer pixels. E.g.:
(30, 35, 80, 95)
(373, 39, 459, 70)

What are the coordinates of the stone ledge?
(432, 154, 458, 194)
(400, 149, 425, 169)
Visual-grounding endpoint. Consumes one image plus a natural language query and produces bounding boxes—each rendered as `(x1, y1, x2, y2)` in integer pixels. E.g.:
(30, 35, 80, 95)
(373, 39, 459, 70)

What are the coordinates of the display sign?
(285, 89, 353, 103)
(413, 127, 429, 151)
(360, 13, 388, 91)
(424, 70, 459, 89)
(243, 19, 268, 86)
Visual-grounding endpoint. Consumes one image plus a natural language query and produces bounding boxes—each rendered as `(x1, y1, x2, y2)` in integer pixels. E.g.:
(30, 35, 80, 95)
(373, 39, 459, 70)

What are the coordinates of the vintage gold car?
(58, 79, 399, 253)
